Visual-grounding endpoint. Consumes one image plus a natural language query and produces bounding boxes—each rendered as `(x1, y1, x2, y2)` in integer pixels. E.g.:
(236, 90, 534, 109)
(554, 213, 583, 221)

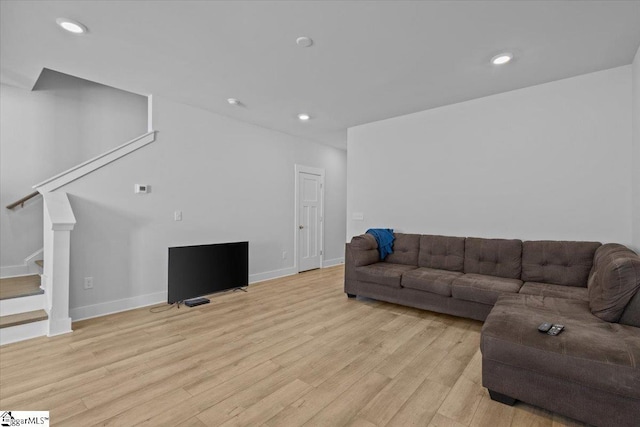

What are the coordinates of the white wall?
(59, 95, 346, 318)
(347, 66, 633, 246)
(0, 70, 147, 268)
(633, 46, 640, 252)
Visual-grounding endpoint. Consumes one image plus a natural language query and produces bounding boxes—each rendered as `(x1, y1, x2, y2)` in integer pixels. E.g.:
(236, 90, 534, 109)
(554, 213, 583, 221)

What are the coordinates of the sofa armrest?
(345, 235, 380, 284)
(588, 244, 640, 323)
(348, 234, 379, 266)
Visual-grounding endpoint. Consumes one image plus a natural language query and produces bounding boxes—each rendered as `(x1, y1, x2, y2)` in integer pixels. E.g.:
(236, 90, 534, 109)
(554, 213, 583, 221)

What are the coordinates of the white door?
(298, 171, 322, 272)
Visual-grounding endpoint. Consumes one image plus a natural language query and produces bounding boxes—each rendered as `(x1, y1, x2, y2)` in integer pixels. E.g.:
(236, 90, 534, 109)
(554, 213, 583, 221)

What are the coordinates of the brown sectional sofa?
(344, 233, 640, 427)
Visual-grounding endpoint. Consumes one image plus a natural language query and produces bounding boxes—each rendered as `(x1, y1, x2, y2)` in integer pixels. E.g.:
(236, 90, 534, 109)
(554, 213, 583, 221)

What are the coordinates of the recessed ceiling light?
(296, 36, 313, 48)
(491, 53, 513, 65)
(297, 113, 311, 121)
(227, 98, 241, 106)
(56, 18, 87, 34)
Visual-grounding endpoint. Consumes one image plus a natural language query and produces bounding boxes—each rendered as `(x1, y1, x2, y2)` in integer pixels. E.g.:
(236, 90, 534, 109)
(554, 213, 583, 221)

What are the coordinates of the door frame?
(294, 164, 325, 273)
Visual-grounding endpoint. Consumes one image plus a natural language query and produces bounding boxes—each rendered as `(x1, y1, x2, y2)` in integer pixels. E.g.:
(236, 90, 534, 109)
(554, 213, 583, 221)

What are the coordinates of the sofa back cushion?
(384, 233, 420, 266)
(418, 235, 465, 272)
(588, 244, 640, 323)
(619, 288, 640, 327)
(522, 240, 601, 287)
(464, 237, 522, 279)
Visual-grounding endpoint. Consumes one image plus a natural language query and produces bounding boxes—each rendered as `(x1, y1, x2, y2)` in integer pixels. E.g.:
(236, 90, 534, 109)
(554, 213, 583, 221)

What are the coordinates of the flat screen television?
(168, 241, 248, 304)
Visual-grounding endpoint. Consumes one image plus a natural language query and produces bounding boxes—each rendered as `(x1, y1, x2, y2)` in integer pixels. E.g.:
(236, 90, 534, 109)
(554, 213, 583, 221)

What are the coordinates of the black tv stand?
(184, 297, 210, 307)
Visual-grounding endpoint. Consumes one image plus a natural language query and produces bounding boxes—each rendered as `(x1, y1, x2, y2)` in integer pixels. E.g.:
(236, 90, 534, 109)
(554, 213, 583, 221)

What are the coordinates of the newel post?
(42, 192, 76, 337)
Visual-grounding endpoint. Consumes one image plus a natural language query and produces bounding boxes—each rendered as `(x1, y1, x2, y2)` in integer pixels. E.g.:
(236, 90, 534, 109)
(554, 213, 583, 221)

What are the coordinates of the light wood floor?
(0, 266, 586, 427)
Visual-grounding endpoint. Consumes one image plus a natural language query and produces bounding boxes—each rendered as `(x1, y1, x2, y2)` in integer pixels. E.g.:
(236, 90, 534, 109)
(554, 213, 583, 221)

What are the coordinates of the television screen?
(168, 241, 248, 303)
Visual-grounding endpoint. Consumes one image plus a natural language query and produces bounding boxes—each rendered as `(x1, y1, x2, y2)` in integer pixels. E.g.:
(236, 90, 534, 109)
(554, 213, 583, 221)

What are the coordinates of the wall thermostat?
(134, 184, 150, 194)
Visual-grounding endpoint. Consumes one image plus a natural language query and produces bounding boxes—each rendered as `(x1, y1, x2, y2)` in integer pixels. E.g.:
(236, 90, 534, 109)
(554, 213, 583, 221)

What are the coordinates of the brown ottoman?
(481, 294, 640, 427)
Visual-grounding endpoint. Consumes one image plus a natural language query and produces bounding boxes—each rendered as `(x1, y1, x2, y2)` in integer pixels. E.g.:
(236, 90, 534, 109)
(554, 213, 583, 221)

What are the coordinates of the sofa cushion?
(355, 263, 417, 288)
(451, 274, 523, 305)
(401, 267, 462, 296)
(464, 237, 522, 279)
(418, 235, 465, 272)
(620, 287, 640, 327)
(519, 282, 588, 302)
(481, 294, 640, 400)
(588, 246, 640, 323)
(352, 249, 379, 267)
(384, 233, 420, 266)
(522, 240, 600, 287)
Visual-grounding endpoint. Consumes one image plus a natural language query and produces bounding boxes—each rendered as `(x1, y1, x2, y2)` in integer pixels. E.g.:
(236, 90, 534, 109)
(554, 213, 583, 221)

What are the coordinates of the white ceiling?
(2, 1, 639, 150)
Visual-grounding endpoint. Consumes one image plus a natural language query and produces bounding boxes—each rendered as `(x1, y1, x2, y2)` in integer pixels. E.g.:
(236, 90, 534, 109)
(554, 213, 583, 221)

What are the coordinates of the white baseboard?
(70, 290, 167, 322)
(69, 268, 296, 323)
(322, 257, 345, 268)
(0, 320, 48, 346)
(48, 317, 73, 337)
(1, 248, 44, 278)
(249, 267, 297, 284)
(66, 264, 331, 324)
(0, 294, 45, 316)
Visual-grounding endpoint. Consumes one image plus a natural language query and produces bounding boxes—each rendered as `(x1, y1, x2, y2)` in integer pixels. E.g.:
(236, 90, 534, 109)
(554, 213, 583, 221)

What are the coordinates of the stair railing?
(6, 191, 41, 209)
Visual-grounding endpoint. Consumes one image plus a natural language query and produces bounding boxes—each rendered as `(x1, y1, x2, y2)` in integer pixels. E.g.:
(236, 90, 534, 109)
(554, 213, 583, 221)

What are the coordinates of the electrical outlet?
(174, 210, 182, 221)
(282, 251, 287, 259)
(84, 277, 94, 290)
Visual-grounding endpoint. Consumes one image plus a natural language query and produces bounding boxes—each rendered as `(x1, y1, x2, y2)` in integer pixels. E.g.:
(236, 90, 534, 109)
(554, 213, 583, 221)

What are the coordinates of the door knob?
(299, 225, 304, 229)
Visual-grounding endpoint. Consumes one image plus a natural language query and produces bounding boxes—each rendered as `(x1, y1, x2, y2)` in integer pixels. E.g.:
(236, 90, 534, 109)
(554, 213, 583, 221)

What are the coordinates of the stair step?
(0, 293, 45, 316)
(0, 275, 43, 300)
(35, 260, 44, 268)
(0, 309, 47, 329)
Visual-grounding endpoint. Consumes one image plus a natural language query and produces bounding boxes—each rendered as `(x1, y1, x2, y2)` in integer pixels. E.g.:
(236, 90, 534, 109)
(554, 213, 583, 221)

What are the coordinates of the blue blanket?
(366, 228, 395, 260)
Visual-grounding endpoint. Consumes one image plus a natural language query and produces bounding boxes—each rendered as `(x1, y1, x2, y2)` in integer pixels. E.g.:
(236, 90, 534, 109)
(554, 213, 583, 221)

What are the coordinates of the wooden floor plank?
(0, 266, 587, 427)
(437, 376, 486, 425)
(217, 379, 312, 427)
(470, 394, 515, 427)
(386, 379, 451, 427)
(100, 387, 192, 427)
(0, 309, 47, 328)
(0, 275, 42, 300)
(302, 371, 391, 427)
(264, 348, 390, 426)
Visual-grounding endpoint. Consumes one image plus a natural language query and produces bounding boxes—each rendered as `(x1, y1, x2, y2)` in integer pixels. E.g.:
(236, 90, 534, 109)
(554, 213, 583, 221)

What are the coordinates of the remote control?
(547, 324, 564, 336)
(538, 322, 553, 333)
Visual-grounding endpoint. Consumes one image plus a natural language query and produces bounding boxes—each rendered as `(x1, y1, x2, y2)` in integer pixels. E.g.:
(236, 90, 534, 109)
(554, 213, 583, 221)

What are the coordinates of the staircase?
(1, 191, 77, 346)
(0, 262, 49, 345)
(1, 131, 154, 346)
